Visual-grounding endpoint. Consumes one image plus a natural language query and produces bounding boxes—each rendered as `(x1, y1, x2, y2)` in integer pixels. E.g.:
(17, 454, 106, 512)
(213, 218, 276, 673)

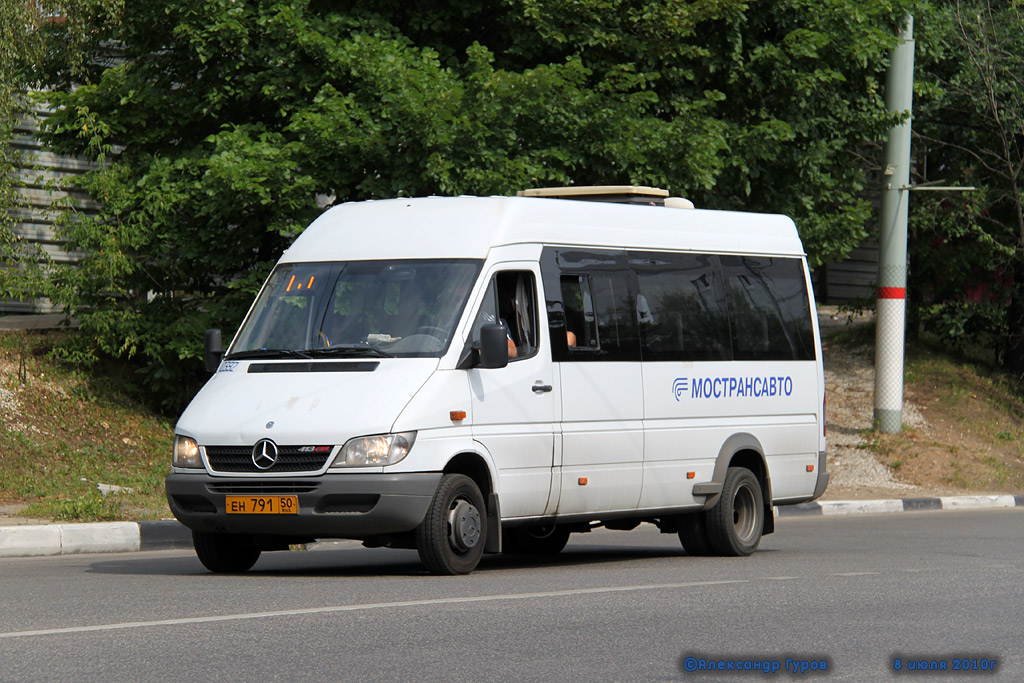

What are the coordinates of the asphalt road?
(0, 509, 1020, 682)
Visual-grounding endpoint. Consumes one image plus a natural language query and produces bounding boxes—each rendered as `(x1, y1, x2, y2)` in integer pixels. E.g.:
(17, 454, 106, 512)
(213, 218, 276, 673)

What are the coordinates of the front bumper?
(166, 472, 442, 540)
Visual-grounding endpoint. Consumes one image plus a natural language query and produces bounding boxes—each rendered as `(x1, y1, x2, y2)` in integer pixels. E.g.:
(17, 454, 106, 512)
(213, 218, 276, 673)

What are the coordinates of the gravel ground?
(0, 385, 17, 417)
(819, 306, 928, 499)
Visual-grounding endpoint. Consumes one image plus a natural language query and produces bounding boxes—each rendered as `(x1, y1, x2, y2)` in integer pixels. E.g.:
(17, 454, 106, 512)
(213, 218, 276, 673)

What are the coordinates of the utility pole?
(874, 15, 915, 434)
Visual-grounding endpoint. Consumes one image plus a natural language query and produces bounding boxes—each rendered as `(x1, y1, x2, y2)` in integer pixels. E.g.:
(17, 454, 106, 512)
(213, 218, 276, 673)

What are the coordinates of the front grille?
(206, 445, 333, 473)
(207, 481, 321, 495)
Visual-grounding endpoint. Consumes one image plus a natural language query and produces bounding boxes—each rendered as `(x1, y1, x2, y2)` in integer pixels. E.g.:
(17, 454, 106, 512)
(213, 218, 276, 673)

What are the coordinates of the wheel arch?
(443, 450, 502, 552)
(703, 433, 774, 535)
(443, 451, 494, 498)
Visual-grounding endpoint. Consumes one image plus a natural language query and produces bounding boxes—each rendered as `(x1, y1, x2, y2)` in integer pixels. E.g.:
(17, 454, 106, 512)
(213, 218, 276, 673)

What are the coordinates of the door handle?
(531, 383, 553, 393)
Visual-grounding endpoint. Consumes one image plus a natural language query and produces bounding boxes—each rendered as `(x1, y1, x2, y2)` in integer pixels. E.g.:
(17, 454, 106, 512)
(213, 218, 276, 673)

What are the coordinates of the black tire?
(704, 467, 764, 556)
(415, 474, 487, 575)
(192, 531, 261, 573)
(504, 524, 571, 555)
(676, 513, 713, 556)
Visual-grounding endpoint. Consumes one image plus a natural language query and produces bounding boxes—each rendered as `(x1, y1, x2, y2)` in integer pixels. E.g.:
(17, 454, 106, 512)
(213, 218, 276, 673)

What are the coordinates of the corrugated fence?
(3, 100, 98, 314)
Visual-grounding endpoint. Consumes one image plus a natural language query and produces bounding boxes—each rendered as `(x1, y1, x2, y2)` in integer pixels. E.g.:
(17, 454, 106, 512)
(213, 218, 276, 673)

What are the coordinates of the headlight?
(173, 435, 203, 468)
(332, 432, 416, 467)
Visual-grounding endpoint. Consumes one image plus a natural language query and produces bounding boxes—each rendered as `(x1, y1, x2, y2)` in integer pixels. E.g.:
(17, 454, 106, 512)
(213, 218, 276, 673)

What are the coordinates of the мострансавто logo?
(673, 376, 794, 401)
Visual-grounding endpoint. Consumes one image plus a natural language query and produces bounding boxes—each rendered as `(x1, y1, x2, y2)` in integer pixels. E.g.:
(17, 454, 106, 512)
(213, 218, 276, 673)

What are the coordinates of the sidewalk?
(2, 495, 1021, 559)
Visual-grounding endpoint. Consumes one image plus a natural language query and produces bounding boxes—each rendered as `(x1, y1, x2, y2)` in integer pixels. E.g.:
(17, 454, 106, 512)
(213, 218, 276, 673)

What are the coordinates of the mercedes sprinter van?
(167, 187, 828, 574)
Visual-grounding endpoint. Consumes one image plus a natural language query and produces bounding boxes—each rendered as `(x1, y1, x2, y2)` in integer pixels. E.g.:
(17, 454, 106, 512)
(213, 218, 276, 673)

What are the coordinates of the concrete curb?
(775, 494, 1024, 518)
(0, 520, 191, 558)
(1, 496, 1022, 559)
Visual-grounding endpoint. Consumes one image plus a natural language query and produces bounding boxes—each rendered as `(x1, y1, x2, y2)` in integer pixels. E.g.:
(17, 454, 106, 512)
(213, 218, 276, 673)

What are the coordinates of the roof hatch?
(517, 185, 694, 208)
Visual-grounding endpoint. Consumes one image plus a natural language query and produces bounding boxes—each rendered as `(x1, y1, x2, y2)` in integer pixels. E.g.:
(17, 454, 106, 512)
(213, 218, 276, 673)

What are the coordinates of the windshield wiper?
(224, 348, 313, 360)
(302, 345, 394, 358)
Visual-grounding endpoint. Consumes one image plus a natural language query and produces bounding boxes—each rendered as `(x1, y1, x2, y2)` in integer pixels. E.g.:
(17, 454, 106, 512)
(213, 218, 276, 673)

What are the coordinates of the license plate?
(225, 495, 298, 514)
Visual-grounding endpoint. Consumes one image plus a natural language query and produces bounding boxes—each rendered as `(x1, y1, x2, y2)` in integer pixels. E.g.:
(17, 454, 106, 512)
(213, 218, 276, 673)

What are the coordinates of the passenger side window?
(560, 275, 598, 350)
(541, 247, 640, 362)
(560, 270, 638, 361)
(632, 252, 731, 362)
(588, 271, 635, 357)
(470, 270, 539, 361)
(543, 247, 814, 363)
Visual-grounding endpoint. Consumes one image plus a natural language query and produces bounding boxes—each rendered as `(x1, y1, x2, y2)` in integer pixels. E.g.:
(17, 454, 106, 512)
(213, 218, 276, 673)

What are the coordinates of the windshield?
(228, 259, 482, 358)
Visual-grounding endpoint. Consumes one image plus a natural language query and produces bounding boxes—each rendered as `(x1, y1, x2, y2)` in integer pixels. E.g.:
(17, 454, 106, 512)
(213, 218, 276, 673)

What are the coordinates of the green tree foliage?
(912, 0, 1024, 372)
(33, 0, 908, 410)
(660, 0, 908, 266)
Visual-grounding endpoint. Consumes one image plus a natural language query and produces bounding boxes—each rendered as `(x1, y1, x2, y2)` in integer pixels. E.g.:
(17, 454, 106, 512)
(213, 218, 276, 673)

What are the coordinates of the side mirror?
(478, 324, 509, 369)
(204, 329, 223, 373)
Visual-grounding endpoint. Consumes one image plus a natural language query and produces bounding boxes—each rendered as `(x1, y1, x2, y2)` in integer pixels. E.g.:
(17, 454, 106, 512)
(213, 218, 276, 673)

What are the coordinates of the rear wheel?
(192, 531, 261, 573)
(415, 474, 487, 575)
(676, 513, 713, 556)
(504, 524, 571, 555)
(704, 466, 764, 556)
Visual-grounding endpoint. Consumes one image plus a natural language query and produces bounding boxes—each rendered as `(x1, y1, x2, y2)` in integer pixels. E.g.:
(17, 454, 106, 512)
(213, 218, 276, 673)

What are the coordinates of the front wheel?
(415, 474, 487, 575)
(193, 531, 261, 573)
(704, 466, 764, 556)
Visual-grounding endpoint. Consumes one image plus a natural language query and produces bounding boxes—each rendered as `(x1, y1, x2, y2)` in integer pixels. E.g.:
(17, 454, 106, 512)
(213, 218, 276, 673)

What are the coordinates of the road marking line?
(0, 579, 748, 640)
(833, 571, 880, 576)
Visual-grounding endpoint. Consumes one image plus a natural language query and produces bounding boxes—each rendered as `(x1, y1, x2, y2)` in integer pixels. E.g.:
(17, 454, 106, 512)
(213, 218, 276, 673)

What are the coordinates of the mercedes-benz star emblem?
(252, 439, 279, 470)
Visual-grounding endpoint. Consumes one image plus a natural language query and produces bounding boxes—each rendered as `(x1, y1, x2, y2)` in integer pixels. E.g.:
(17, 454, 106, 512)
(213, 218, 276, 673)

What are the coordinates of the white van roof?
(280, 196, 804, 263)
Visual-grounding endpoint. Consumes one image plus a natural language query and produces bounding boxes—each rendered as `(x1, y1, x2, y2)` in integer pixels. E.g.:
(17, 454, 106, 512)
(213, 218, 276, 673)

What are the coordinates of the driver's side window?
(470, 270, 538, 361)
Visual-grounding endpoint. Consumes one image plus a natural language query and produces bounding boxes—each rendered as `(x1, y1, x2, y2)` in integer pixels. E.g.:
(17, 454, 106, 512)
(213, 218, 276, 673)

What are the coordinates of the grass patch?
(0, 330, 173, 521)
(887, 347, 1024, 492)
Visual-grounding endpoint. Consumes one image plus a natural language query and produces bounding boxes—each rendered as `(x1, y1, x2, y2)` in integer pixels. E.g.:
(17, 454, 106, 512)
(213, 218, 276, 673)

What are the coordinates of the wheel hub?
(732, 485, 756, 540)
(448, 499, 481, 552)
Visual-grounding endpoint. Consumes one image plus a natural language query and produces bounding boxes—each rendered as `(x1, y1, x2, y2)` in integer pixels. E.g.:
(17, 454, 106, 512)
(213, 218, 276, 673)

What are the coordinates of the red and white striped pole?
(875, 15, 915, 433)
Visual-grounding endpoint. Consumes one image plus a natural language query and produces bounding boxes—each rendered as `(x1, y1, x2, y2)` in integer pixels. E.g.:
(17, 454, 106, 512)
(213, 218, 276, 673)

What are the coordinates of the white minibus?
(166, 187, 828, 574)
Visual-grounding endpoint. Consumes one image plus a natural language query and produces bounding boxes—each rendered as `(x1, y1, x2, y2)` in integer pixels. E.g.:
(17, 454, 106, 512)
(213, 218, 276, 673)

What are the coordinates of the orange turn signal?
(578, 477, 588, 486)
(806, 465, 815, 472)
(450, 410, 467, 421)
(686, 472, 696, 479)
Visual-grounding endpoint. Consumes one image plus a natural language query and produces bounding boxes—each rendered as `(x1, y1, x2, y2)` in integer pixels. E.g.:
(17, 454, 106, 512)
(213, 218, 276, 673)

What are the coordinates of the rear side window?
(720, 255, 815, 361)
